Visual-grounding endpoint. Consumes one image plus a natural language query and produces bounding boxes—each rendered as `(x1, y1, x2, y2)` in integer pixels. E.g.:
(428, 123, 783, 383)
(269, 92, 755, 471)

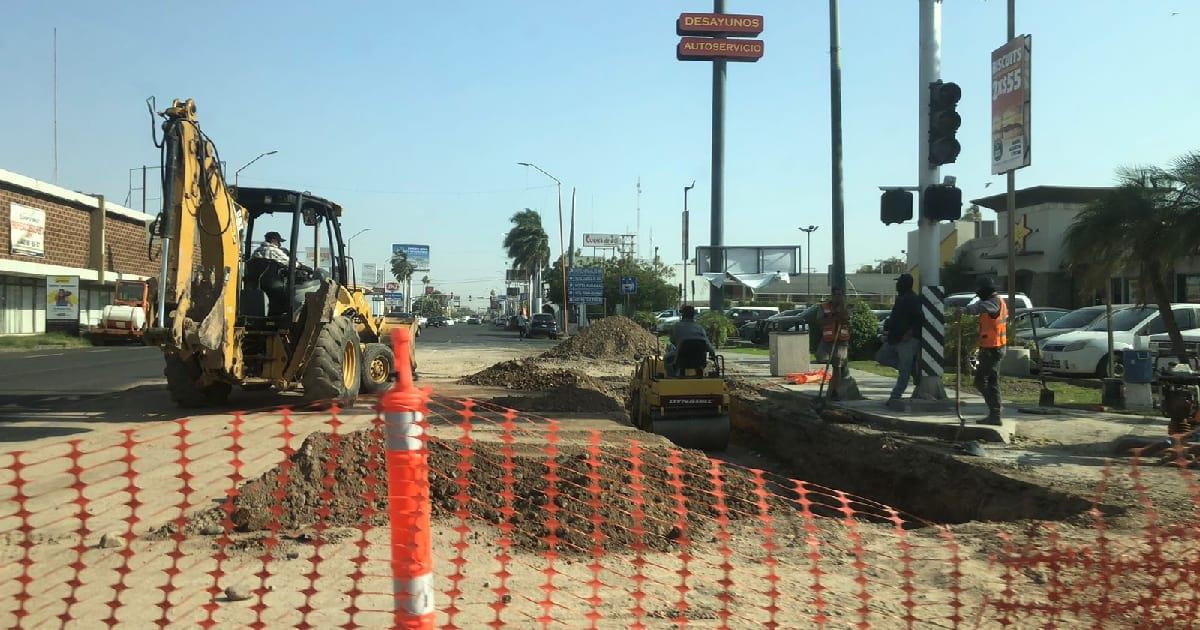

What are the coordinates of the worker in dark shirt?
(884, 273, 923, 410)
(666, 305, 717, 376)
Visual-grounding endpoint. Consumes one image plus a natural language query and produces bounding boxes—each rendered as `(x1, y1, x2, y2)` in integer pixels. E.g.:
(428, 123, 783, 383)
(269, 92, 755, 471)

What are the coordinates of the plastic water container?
(1122, 350, 1153, 384)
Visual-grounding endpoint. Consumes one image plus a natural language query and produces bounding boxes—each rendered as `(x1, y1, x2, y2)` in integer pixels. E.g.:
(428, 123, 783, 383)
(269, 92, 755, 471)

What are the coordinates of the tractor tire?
(361, 343, 395, 395)
(302, 316, 362, 407)
(164, 355, 231, 408)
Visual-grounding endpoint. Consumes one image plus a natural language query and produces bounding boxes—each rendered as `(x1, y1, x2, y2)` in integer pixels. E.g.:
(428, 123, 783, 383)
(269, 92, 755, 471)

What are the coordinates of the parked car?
(523, 313, 560, 339)
(945, 292, 1033, 310)
(467, 316, 481, 325)
(726, 307, 779, 330)
(417, 316, 428, 328)
(494, 316, 508, 327)
(427, 316, 448, 327)
(743, 305, 818, 346)
(655, 307, 710, 333)
(1013, 305, 1106, 344)
(1041, 304, 1200, 376)
(769, 309, 804, 320)
(1149, 330, 1200, 374)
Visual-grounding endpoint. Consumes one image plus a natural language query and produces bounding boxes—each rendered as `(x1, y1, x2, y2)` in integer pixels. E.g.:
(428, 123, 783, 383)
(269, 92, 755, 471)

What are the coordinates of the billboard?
(392, 243, 430, 271)
(583, 233, 624, 248)
(991, 35, 1031, 174)
(10, 203, 45, 257)
(303, 247, 332, 268)
(677, 37, 764, 62)
(676, 13, 763, 37)
(362, 263, 380, 287)
(695, 246, 800, 275)
(46, 276, 79, 321)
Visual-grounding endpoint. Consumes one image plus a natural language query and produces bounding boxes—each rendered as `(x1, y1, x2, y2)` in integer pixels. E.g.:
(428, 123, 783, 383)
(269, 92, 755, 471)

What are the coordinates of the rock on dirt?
(459, 359, 607, 391)
(540, 316, 659, 361)
(98, 532, 124, 549)
(223, 585, 252, 602)
(189, 426, 787, 554)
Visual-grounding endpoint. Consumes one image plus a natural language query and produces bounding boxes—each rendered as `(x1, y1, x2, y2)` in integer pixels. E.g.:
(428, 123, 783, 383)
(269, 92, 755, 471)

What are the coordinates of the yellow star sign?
(1013, 213, 1034, 253)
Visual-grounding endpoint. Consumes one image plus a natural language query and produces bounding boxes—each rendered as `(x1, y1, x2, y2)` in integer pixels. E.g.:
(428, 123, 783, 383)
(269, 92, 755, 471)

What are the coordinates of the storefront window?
(1177, 274, 1200, 303)
(0, 276, 44, 335)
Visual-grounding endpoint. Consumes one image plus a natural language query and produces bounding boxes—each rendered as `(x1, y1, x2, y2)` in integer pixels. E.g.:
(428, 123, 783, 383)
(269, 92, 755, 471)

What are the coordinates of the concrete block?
(1123, 382, 1153, 411)
(999, 348, 1031, 377)
(769, 332, 810, 376)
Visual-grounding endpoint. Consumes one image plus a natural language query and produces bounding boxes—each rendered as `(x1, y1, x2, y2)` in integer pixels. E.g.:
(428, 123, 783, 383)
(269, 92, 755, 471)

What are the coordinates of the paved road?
(0, 345, 164, 398)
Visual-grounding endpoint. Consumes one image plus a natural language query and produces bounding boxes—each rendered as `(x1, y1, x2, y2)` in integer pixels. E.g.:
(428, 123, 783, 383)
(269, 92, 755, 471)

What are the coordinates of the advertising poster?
(47, 275, 80, 321)
(991, 35, 1032, 174)
(391, 243, 431, 271)
(10, 203, 45, 257)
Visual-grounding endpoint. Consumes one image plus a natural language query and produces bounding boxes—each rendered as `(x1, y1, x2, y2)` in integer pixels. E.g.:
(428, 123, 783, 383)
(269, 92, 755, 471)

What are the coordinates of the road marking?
(25, 353, 65, 358)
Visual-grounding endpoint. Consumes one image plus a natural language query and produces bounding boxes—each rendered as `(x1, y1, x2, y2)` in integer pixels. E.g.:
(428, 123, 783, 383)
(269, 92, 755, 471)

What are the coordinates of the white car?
(1040, 305, 1200, 376)
(445, 317, 456, 326)
(945, 292, 1033, 310)
(417, 316, 428, 328)
(654, 307, 710, 333)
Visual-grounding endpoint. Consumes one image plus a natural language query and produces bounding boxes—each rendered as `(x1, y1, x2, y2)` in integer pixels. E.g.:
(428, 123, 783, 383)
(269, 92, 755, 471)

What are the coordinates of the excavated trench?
(728, 391, 1117, 526)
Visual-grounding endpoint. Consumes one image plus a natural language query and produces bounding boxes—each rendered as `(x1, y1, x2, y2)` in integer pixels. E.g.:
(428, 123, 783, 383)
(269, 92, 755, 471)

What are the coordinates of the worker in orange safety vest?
(955, 276, 1007, 425)
(816, 287, 851, 400)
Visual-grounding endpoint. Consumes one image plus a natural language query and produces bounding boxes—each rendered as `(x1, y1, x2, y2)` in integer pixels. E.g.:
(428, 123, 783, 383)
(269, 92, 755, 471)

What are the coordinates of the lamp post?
(518, 162, 566, 332)
(346, 228, 371, 284)
(799, 225, 819, 303)
(683, 181, 695, 306)
(233, 150, 278, 188)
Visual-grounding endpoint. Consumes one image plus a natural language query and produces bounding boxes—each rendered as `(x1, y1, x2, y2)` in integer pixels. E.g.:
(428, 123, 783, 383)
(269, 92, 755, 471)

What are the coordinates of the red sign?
(676, 37, 764, 62)
(676, 13, 764, 37)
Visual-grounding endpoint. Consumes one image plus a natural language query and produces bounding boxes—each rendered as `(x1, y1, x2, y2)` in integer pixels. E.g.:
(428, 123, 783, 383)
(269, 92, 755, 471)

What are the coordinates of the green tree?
(855, 264, 875, 274)
(1064, 152, 1200, 363)
(698, 310, 736, 348)
(390, 250, 414, 286)
(502, 209, 550, 312)
(411, 295, 444, 318)
(846, 301, 881, 360)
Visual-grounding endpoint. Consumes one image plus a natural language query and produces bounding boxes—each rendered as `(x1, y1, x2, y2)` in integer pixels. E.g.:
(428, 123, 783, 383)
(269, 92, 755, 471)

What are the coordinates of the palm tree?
(390, 250, 415, 310)
(503, 208, 550, 314)
(1064, 152, 1200, 363)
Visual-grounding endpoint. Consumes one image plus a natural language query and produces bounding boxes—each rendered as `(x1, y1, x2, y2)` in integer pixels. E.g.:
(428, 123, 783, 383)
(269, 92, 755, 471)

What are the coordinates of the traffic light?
(923, 184, 962, 221)
(928, 80, 962, 165)
(880, 189, 913, 225)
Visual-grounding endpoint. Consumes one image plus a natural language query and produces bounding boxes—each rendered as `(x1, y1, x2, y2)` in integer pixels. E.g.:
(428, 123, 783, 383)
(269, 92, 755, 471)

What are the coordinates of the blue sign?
(619, 275, 637, 295)
(568, 267, 604, 304)
(391, 243, 431, 271)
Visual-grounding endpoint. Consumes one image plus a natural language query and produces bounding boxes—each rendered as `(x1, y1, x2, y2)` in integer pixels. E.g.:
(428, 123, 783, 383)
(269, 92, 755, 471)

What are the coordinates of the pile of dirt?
(202, 428, 783, 553)
(492, 383, 625, 414)
(459, 359, 606, 391)
(541, 316, 658, 361)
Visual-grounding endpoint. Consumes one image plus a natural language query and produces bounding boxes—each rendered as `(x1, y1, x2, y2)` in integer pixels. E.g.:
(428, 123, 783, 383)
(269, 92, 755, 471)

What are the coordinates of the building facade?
(0, 168, 157, 334)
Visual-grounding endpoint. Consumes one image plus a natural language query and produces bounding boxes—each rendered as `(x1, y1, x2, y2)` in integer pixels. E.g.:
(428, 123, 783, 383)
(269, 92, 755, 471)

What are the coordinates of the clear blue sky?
(2, 1, 1195, 303)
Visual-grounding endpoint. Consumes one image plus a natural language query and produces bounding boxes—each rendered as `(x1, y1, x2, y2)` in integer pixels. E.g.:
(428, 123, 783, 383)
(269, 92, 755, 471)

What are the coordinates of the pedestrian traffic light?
(880, 189, 913, 225)
(927, 80, 962, 166)
(922, 184, 962, 221)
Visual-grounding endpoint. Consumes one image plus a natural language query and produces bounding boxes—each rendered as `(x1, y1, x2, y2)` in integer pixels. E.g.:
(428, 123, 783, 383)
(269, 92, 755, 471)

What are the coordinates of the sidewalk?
(724, 354, 1167, 448)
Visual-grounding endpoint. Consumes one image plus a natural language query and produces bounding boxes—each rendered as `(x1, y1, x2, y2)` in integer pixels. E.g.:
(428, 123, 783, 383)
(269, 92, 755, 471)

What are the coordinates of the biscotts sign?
(991, 35, 1032, 174)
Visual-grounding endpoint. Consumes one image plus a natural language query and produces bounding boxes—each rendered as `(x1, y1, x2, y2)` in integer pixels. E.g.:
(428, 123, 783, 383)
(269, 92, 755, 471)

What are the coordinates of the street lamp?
(346, 227, 370, 263)
(518, 161, 567, 332)
(233, 150, 278, 188)
(799, 225, 819, 303)
(683, 181, 695, 306)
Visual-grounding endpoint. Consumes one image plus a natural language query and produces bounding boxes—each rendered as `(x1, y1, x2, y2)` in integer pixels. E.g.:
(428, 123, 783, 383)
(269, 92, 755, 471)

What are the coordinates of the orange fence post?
(381, 328, 435, 629)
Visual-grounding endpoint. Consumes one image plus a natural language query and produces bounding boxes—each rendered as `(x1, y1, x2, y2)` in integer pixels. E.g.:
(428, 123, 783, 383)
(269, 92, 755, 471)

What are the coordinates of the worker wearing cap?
(252, 231, 292, 265)
(955, 277, 1007, 426)
(816, 287, 850, 400)
(666, 305, 718, 377)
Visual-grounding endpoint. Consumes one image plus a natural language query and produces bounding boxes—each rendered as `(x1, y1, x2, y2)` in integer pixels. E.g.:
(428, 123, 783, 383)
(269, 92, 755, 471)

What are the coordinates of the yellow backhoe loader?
(145, 98, 413, 407)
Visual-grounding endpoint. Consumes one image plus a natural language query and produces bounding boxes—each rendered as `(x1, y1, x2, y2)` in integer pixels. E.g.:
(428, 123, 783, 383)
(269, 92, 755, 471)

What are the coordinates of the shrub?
(698, 310, 737, 348)
(847, 301, 882, 360)
(944, 314, 980, 369)
(632, 310, 658, 331)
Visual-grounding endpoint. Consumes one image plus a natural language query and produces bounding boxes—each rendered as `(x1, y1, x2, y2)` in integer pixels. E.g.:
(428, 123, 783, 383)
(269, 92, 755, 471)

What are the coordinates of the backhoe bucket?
(649, 414, 731, 451)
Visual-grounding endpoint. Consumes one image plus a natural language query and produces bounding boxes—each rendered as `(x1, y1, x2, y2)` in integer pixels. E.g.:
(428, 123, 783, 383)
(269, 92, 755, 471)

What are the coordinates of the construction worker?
(956, 276, 1007, 425)
(816, 287, 850, 400)
(666, 305, 718, 377)
(252, 231, 291, 264)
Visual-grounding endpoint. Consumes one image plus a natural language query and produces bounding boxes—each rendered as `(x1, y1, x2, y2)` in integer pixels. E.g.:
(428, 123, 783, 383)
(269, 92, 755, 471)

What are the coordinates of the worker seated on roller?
(665, 305, 718, 377)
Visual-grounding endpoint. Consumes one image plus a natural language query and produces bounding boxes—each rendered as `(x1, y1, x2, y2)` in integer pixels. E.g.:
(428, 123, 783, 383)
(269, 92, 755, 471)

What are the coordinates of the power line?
(236, 177, 556, 197)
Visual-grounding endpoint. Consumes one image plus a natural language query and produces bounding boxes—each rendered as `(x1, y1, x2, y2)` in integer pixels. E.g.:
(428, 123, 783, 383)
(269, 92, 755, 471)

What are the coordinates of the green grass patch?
(847, 360, 1100, 406)
(0, 333, 91, 351)
(723, 346, 770, 356)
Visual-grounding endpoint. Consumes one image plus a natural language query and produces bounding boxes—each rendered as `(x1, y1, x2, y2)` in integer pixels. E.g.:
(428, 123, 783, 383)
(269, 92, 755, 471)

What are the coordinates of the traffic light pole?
(915, 0, 948, 400)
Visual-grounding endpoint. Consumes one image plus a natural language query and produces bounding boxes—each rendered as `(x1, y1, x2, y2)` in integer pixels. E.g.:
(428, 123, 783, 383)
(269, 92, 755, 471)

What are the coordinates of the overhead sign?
(384, 292, 404, 311)
(620, 276, 638, 295)
(568, 267, 604, 305)
(391, 243, 431, 271)
(506, 287, 521, 297)
(676, 13, 763, 37)
(583, 233, 625, 248)
(505, 268, 527, 283)
(677, 37, 764, 62)
(10, 203, 45, 257)
(991, 35, 1032, 174)
(46, 276, 79, 321)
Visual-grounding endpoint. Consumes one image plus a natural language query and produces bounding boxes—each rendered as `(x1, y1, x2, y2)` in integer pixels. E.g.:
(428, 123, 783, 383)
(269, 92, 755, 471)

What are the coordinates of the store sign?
(676, 13, 763, 37)
(568, 267, 604, 305)
(10, 203, 45, 257)
(583, 233, 623, 248)
(392, 243, 431, 271)
(46, 276, 80, 321)
(677, 37, 764, 62)
(991, 35, 1032, 174)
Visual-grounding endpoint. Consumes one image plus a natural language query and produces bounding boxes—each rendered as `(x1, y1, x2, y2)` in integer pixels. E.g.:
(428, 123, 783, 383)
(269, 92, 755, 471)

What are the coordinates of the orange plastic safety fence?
(0, 396, 1197, 629)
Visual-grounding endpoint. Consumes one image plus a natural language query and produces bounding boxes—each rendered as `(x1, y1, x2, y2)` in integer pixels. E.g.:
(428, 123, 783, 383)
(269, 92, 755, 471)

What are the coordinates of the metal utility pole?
(234, 150, 278, 188)
(636, 177, 642, 259)
(829, 0, 847, 296)
(1004, 0, 1018, 336)
(709, 0, 727, 312)
(914, 0, 948, 400)
(799, 225, 818, 302)
(683, 181, 695, 306)
(517, 162, 561, 324)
